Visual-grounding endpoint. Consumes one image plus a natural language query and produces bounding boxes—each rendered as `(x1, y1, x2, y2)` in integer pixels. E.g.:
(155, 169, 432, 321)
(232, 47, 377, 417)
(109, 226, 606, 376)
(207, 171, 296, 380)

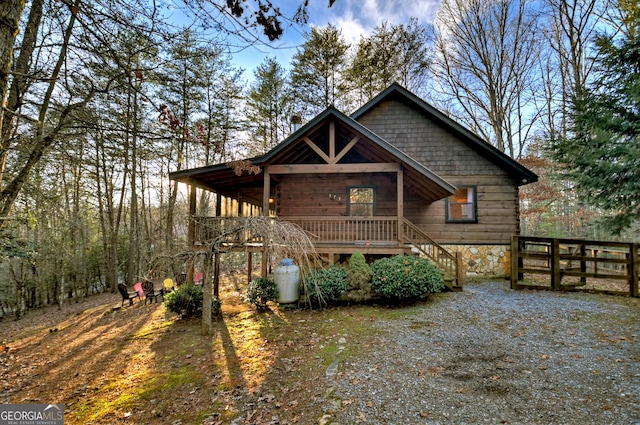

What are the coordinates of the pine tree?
(346, 19, 431, 104)
(550, 1, 640, 234)
(246, 57, 292, 153)
(290, 25, 350, 117)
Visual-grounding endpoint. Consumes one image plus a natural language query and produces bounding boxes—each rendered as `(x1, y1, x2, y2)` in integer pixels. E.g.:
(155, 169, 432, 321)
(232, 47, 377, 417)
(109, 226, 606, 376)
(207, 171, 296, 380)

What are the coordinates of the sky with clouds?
(230, 0, 442, 74)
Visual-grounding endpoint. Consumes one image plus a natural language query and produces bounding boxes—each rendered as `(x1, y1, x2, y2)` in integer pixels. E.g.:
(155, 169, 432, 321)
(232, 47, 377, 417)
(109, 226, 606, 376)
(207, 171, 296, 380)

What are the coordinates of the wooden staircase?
(402, 219, 464, 291)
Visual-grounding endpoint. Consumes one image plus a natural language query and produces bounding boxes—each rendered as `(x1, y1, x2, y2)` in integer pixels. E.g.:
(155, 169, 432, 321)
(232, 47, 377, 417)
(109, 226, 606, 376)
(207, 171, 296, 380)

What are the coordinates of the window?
(348, 186, 375, 216)
(446, 187, 477, 222)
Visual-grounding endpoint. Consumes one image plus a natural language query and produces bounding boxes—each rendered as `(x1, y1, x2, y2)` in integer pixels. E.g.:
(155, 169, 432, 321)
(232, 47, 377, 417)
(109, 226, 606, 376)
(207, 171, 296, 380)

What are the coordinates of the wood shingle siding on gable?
(357, 99, 521, 245)
(356, 99, 508, 176)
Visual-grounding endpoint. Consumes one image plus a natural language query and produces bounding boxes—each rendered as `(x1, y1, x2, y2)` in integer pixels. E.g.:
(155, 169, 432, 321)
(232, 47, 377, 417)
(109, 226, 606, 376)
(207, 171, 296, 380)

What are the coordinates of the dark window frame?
(445, 186, 478, 223)
(347, 186, 376, 217)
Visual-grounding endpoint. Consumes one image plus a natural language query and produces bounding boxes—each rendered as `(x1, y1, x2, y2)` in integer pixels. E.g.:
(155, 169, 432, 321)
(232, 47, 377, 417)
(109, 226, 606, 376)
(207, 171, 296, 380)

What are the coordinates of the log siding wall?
(277, 173, 397, 218)
(357, 99, 520, 245)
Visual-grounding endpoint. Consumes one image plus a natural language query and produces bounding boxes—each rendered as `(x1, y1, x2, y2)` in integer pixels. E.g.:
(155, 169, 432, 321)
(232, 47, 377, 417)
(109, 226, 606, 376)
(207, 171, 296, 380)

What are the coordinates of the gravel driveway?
(326, 281, 640, 425)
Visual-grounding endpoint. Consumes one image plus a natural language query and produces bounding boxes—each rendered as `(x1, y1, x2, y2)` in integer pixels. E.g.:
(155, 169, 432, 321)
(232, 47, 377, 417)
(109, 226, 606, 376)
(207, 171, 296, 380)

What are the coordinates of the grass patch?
(140, 366, 203, 398)
(71, 371, 152, 422)
(132, 316, 175, 339)
(317, 343, 346, 366)
(72, 393, 137, 423)
(71, 367, 205, 423)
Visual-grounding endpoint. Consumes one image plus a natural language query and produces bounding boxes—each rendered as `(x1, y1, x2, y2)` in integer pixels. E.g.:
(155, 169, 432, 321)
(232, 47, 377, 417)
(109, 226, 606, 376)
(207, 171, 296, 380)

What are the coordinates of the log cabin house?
(169, 83, 538, 290)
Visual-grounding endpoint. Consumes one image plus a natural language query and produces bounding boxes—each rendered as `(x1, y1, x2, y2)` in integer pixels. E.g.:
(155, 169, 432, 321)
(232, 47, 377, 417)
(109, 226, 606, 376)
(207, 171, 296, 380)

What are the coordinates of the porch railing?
(402, 218, 463, 289)
(192, 215, 462, 289)
(284, 216, 399, 245)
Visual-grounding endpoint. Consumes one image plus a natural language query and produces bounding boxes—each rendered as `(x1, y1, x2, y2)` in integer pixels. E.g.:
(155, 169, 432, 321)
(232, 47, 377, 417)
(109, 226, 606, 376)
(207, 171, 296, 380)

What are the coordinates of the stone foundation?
(443, 244, 511, 277)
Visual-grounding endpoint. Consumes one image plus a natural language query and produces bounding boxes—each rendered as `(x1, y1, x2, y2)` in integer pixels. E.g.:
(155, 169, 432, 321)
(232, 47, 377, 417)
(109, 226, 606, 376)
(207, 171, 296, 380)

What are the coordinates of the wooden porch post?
(510, 236, 520, 290)
(187, 183, 197, 283)
(579, 244, 587, 285)
(630, 243, 638, 297)
(551, 238, 561, 290)
(214, 251, 221, 297)
(261, 166, 270, 278)
(397, 164, 404, 246)
(215, 191, 221, 217)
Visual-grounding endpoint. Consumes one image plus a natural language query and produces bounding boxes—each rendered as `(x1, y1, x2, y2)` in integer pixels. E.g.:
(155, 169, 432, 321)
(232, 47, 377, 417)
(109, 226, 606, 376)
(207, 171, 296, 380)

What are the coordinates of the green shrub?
(245, 277, 278, 311)
(347, 251, 372, 290)
(305, 265, 349, 306)
(165, 283, 203, 318)
(371, 255, 444, 301)
(165, 284, 222, 318)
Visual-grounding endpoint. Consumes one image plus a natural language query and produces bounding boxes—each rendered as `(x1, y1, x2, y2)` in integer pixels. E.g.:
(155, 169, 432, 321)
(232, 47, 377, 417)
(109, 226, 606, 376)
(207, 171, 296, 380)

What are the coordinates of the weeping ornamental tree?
(550, 1, 640, 235)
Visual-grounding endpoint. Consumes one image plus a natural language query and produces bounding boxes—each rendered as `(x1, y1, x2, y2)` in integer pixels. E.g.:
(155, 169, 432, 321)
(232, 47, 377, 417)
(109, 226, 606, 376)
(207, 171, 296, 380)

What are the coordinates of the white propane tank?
(274, 259, 300, 303)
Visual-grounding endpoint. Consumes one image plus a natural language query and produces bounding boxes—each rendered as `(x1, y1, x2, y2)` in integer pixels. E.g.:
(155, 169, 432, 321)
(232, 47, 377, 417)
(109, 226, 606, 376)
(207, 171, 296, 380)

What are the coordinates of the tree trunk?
(0, 0, 80, 227)
(0, 0, 26, 147)
(0, 0, 42, 192)
(201, 251, 213, 335)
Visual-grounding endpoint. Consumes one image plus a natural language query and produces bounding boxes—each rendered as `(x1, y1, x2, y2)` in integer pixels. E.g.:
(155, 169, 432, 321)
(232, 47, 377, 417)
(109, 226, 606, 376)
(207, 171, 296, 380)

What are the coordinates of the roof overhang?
(170, 107, 456, 203)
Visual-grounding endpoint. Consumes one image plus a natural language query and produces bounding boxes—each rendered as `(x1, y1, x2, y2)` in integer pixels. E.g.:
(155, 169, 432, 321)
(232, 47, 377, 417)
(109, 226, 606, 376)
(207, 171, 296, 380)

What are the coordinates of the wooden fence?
(511, 236, 639, 297)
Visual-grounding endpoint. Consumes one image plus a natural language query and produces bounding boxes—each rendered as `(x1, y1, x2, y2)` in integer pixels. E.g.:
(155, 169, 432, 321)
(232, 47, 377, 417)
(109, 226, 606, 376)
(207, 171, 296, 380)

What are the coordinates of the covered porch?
(191, 215, 464, 290)
(169, 108, 463, 289)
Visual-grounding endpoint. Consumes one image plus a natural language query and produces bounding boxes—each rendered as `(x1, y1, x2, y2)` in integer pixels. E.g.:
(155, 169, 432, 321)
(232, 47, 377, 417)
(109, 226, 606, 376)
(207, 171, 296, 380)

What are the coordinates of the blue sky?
(226, 0, 442, 73)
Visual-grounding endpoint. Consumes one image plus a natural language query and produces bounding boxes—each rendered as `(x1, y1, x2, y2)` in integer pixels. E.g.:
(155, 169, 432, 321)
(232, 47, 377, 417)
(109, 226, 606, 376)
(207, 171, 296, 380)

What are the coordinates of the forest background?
(0, 0, 638, 319)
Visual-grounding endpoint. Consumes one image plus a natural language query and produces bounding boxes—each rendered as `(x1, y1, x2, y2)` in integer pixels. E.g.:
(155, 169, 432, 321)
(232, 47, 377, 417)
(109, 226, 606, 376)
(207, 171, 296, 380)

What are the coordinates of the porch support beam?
(187, 184, 197, 282)
(334, 135, 360, 164)
(268, 163, 400, 174)
(329, 121, 335, 161)
(304, 123, 359, 165)
(215, 190, 221, 217)
(261, 166, 270, 278)
(262, 166, 270, 215)
(397, 164, 404, 246)
(304, 136, 331, 164)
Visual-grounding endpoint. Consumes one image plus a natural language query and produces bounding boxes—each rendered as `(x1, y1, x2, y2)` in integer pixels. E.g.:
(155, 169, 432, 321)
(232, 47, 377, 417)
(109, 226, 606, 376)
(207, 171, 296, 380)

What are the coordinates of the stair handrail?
(402, 218, 462, 288)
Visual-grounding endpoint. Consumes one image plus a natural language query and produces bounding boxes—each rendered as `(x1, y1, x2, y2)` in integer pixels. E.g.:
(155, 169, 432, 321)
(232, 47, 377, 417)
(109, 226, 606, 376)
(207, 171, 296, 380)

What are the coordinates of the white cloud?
(236, 0, 442, 72)
(333, 14, 371, 45)
(306, 0, 441, 44)
(342, 0, 440, 26)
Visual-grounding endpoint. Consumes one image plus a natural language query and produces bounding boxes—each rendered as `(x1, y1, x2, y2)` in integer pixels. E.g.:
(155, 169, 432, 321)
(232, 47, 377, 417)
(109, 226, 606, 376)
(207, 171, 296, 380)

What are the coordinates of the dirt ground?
(0, 277, 638, 425)
(0, 275, 374, 424)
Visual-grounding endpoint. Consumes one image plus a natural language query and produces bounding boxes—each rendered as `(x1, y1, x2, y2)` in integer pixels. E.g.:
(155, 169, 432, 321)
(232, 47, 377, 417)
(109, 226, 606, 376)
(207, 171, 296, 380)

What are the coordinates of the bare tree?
(541, 0, 606, 140)
(431, 0, 542, 157)
(533, 0, 609, 237)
